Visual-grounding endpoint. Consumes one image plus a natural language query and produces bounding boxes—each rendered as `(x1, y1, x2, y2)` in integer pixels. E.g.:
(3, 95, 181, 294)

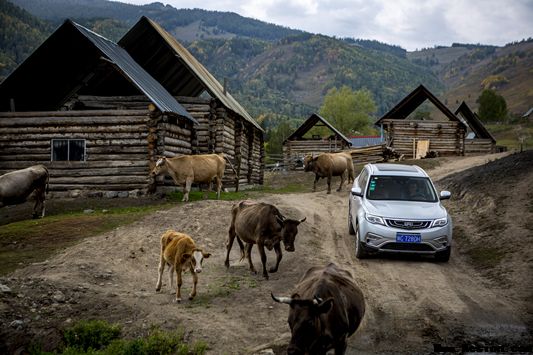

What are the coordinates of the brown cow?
(304, 152, 354, 194)
(0, 165, 49, 219)
(272, 263, 365, 355)
(225, 200, 305, 279)
(155, 230, 211, 302)
(150, 153, 228, 202)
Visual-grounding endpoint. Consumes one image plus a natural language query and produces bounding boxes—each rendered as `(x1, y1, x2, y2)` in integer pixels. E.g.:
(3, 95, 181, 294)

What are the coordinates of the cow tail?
(44, 166, 50, 194)
(224, 155, 238, 176)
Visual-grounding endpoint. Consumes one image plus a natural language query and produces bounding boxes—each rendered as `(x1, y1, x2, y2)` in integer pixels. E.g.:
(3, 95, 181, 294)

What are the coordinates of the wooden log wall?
(349, 144, 386, 164)
(73, 95, 264, 189)
(0, 110, 153, 193)
(382, 119, 465, 158)
(464, 138, 494, 155)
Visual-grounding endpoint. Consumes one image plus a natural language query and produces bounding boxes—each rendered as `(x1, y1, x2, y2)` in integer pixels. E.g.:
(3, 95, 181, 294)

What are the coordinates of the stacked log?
(349, 144, 386, 164)
(0, 110, 152, 193)
(464, 139, 494, 155)
(382, 119, 465, 158)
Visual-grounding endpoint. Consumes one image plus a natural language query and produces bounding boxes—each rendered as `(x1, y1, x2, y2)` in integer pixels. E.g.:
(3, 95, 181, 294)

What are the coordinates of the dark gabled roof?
(455, 102, 496, 143)
(119, 16, 262, 131)
(284, 113, 352, 145)
(0, 20, 195, 123)
(375, 84, 465, 128)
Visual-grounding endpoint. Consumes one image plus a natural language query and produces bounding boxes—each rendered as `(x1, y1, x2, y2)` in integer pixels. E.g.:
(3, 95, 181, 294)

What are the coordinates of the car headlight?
(366, 213, 385, 225)
(432, 217, 448, 228)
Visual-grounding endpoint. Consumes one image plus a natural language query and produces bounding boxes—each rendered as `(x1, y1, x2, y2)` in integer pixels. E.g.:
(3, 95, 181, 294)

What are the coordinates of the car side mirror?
(439, 191, 451, 200)
(351, 187, 363, 197)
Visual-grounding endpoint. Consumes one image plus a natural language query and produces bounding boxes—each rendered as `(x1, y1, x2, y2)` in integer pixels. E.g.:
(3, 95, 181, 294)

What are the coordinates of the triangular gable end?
(0, 19, 194, 123)
(284, 113, 352, 145)
(455, 101, 496, 143)
(119, 16, 262, 131)
(375, 84, 465, 128)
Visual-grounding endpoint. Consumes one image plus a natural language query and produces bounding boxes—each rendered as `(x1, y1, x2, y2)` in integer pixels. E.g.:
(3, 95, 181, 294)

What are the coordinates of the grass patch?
(30, 320, 207, 355)
(0, 205, 172, 275)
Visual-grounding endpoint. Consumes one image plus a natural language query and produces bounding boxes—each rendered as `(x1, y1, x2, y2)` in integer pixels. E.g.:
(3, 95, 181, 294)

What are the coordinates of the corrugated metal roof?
(0, 19, 195, 124)
(284, 113, 352, 145)
(119, 17, 262, 131)
(71, 22, 195, 123)
(350, 136, 384, 147)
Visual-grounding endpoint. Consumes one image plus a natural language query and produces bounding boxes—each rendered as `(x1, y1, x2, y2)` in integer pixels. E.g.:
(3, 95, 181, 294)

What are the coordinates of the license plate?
(396, 233, 421, 243)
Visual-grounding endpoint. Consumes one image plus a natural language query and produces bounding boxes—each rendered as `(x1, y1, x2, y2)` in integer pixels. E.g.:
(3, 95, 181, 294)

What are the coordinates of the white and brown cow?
(272, 263, 366, 355)
(225, 200, 305, 279)
(155, 230, 211, 303)
(0, 165, 49, 219)
(150, 153, 227, 202)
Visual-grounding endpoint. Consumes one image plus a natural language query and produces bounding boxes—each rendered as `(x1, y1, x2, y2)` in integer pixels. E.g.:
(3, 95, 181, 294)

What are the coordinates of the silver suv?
(348, 163, 452, 261)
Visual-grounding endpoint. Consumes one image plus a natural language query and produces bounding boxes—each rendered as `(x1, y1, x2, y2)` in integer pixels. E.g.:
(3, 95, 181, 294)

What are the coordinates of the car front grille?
(382, 243, 434, 252)
(385, 219, 431, 230)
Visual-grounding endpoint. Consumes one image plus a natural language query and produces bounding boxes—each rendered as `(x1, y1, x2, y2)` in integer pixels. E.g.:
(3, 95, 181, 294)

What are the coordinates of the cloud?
(123, 0, 533, 50)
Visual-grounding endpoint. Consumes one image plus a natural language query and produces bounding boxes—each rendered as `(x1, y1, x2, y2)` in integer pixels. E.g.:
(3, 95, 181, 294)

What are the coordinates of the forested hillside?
(0, 0, 51, 80)
(4, 0, 444, 121)
(408, 41, 533, 115)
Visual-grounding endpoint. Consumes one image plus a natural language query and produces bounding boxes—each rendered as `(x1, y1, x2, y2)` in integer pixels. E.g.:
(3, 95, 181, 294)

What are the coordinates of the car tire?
(348, 210, 356, 235)
(435, 246, 451, 262)
(354, 220, 368, 259)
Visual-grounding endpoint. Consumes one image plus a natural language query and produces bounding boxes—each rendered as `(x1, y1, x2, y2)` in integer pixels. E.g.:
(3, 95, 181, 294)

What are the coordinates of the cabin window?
(51, 139, 86, 161)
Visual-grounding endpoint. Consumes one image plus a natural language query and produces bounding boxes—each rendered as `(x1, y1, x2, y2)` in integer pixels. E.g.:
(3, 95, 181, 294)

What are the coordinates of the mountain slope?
(408, 41, 533, 115)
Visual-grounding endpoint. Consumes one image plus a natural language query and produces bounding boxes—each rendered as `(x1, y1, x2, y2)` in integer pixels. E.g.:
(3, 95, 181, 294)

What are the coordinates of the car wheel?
(354, 221, 368, 259)
(348, 210, 355, 235)
(435, 246, 451, 262)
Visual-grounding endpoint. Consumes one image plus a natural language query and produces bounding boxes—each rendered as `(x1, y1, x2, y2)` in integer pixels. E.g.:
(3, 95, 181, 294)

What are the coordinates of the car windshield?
(366, 175, 438, 202)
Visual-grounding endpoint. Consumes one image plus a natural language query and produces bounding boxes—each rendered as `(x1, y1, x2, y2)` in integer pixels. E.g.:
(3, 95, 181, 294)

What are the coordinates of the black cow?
(0, 165, 49, 219)
(272, 263, 365, 354)
(225, 200, 305, 279)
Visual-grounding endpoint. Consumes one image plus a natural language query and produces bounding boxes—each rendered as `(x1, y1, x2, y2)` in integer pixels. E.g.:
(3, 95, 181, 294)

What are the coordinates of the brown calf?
(155, 230, 211, 302)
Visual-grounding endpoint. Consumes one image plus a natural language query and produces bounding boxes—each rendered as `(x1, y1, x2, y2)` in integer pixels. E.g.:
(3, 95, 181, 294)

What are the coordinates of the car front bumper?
(360, 221, 452, 254)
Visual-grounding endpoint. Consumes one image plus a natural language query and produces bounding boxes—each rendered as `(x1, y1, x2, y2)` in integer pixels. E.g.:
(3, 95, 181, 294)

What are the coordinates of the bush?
(63, 320, 121, 352)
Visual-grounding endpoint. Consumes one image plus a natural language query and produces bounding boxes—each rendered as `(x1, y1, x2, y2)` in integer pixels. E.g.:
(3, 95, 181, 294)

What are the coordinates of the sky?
(121, 0, 533, 51)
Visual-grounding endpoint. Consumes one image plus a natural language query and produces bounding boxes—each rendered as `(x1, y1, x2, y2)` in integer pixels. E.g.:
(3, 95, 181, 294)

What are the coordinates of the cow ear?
(202, 252, 211, 258)
(181, 253, 191, 262)
(317, 298, 334, 314)
(276, 215, 284, 226)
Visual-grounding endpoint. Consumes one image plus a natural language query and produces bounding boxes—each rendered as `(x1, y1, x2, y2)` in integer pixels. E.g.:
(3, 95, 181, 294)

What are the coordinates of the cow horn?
(313, 295, 323, 305)
(299, 217, 307, 223)
(271, 292, 292, 304)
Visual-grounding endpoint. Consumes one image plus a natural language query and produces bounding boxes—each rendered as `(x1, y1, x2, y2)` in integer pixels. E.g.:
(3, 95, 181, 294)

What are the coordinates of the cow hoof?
(188, 295, 195, 300)
(175, 298, 182, 303)
(269, 267, 278, 273)
(155, 287, 161, 292)
(327, 191, 331, 194)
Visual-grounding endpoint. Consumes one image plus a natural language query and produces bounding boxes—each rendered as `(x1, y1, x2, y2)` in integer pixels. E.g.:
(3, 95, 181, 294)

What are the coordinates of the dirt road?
(1, 152, 531, 354)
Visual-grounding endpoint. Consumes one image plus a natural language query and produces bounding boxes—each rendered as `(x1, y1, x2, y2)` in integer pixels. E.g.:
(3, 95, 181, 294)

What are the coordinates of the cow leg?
(327, 174, 332, 194)
(225, 225, 237, 268)
(203, 181, 210, 200)
(257, 243, 269, 279)
(183, 178, 193, 202)
(246, 243, 256, 274)
(334, 338, 348, 355)
(168, 264, 175, 292)
(215, 176, 222, 200)
(156, 255, 166, 292)
(175, 266, 183, 302)
(236, 236, 245, 262)
(189, 265, 198, 300)
(313, 174, 319, 192)
(269, 242, 283, 273)
(32, 186, 46, 219)
(337, 171, 346, 192)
